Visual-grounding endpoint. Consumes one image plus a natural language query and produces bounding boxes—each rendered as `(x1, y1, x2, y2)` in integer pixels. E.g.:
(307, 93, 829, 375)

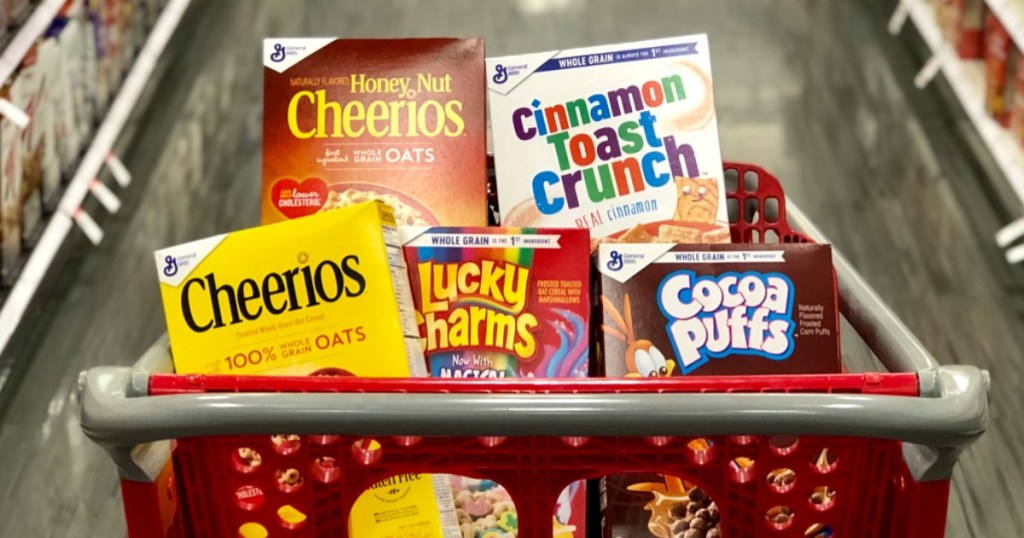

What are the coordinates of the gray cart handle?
(78, 200, 989, 484)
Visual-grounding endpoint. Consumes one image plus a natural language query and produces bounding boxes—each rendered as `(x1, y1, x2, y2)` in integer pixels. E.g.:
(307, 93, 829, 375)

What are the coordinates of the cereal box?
(156, 200, 425, 377)
(262, 38, 487, 227)
(596, 243, 839, 537)
(401, 226, 590, 537)
(47, 15, 85, 174)
(595, 243, 840, 377)
(1011, 46, 1024, 145)
(157, 201, 461, 538)
(401, 226, 590, 377)
(937, 0, 985, 58)
(349, 472, 461, 538)
(985, 10, 1018, 125)
(12, 43, 60, 245)
(1, 81, 23, 285)
(487, 35, 730, 246)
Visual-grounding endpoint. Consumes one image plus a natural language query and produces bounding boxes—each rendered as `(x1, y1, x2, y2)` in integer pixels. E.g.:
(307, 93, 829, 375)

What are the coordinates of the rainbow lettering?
(511, 75, 700, 215)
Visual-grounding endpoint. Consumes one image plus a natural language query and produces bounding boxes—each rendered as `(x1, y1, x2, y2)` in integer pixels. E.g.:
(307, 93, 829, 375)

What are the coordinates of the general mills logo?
(270, 43, 286, 63)
(162, 255, 178, 277)
(492, 64, 509, 84)
(606, 250, 624, 271)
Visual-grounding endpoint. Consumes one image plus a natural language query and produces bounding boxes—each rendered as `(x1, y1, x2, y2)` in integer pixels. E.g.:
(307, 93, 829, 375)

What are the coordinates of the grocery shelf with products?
(891, 0, 1024, 263)
(0, 0, 190, 357)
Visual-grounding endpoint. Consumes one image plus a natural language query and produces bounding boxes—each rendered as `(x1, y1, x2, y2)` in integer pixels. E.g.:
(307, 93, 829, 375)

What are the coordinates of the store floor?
(0, 1, 1021, 536)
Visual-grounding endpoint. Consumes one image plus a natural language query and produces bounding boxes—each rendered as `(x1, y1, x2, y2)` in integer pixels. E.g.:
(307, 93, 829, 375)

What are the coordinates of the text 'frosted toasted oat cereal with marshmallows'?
(488, 35, 730, 246)
(262, 38, 487, 227)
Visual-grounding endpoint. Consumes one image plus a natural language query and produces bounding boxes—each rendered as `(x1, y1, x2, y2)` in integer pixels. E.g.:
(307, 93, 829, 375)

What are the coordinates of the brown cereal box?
(262, 38, 487, 227)
(595, 243, 840, 377)
(595, 243, 839, 537)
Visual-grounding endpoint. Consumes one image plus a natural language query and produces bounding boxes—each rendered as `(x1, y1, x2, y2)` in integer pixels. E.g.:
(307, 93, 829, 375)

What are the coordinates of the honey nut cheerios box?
(261, 38, 487, 227)
(487, 35, 731, 247)
(155, 200, 461, 538)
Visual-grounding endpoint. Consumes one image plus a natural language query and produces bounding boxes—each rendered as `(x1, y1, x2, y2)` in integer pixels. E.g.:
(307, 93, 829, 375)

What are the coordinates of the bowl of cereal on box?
(321, 182, 439, 226)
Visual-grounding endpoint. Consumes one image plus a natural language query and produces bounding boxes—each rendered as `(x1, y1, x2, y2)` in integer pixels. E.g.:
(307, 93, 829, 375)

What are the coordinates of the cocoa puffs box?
(594, 243, 840, 376)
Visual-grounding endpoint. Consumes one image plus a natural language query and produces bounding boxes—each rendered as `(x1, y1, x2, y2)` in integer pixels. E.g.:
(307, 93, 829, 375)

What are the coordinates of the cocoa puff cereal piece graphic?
(767, 468, 797, 489)
(809, 486, 835, 506)
(766, 505, 793, 526)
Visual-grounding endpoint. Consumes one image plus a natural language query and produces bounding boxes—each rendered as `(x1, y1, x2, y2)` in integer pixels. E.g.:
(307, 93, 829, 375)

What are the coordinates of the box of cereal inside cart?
(155, 201, 462, 538)
(488, 35, 730, 246)
(401, 226, 591, 538)
(262, 38, 487, 227)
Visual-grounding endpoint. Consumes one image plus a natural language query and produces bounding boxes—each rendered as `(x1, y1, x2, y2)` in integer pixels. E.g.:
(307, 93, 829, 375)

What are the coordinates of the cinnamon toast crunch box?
(488, 35, 730, 246)
(401, 226, 590, 537)
(262, 38, 486, 227)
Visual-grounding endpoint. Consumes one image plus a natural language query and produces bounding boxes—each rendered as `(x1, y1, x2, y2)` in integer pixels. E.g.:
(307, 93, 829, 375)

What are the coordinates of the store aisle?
(0, 1, 1020, 536)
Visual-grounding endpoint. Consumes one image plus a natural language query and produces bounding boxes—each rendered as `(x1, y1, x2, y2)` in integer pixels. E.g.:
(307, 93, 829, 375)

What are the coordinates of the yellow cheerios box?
(154, 200, 425, 377)
(156, 200, 460, 537)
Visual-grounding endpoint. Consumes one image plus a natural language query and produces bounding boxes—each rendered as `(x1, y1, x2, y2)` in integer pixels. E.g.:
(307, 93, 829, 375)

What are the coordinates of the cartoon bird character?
(601, 294, 675, 377)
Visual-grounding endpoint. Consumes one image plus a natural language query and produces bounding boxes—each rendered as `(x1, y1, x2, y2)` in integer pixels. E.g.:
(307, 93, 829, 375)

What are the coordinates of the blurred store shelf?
(895, 0, 1024, 262)
(984, 0, 1024, 51)
(0, 0, 64, 86)
(0, 0, 193, 405)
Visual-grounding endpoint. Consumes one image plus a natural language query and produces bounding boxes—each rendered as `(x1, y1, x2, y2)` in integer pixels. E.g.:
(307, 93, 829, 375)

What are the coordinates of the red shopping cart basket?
(79, 163, 988, 538)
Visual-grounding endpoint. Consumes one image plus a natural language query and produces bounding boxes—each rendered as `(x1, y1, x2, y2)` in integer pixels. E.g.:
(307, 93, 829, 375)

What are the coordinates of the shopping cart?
(78, 163, 989, 538)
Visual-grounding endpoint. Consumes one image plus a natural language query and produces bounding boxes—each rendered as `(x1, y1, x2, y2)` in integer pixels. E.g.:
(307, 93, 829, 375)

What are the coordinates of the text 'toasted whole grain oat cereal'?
(261, 38, 487, 227)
